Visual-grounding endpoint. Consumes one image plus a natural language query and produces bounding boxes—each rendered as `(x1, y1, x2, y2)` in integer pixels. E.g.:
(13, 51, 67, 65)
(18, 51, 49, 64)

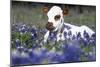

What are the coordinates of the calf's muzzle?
(46, 22, 55, 31)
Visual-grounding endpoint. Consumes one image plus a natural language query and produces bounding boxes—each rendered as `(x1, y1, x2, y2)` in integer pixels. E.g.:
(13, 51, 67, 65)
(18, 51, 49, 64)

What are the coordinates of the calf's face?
(46, 6, 64, 32)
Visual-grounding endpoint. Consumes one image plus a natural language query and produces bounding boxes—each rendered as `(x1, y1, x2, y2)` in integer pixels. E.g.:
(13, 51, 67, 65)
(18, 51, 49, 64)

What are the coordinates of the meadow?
(11, 2, 96, 66)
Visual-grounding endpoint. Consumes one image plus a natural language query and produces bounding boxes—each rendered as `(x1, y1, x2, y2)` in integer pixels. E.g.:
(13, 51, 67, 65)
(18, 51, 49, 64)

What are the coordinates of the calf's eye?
(54, 15, 61, 21)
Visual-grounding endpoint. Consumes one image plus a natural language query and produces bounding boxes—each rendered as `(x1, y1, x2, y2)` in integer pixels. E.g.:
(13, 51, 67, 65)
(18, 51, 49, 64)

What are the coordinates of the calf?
(43, 6, 95, 42)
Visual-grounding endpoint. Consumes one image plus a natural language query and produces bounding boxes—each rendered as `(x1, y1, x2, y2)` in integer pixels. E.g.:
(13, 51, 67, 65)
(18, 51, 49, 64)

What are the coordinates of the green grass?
(11, 4, 96, 31)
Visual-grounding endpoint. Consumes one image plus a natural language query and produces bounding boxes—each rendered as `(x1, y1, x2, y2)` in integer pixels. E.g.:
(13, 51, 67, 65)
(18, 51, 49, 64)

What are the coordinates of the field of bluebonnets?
(11, 2, 96, 66)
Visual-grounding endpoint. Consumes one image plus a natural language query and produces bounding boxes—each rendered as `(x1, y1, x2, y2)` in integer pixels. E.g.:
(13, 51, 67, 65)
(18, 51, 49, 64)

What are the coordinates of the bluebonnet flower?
(17, 46, 24, 53)
(64, 31, 67, 38)
(62, 41, 83, 62)
(28, 47, 47, 64)
(83, 30, 90, 39)
(30, 26, 37, 33)
(64, 25, 71, 30)
(77, 32, 81, 39)
(48, 50, 66, 63)
(11, 23, 96, 65)
(15, 39, 21, 47)
(89, 33, 96, 45)
(65, 30, 72, 40)
(30, 32, 38, 40)
(68, 30, 72, 36)
(11, 56, 22, 65)
(87, 47, 96, 61)
(48, 32, 57, 41)
(23, 47, 29, 53)
(11, 49, 31, 65)
(72, 35, 76, 40)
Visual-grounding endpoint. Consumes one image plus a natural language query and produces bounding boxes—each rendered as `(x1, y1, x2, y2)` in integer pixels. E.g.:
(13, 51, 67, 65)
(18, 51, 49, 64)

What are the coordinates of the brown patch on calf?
(63, 6, 69, 16)
(46, 22, 55, 31)
(54, 15, 61, 21)
(43, 5, 49, 14)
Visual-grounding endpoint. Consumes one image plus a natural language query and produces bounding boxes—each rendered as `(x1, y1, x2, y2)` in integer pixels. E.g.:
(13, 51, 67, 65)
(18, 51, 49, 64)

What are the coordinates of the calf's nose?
(46, 22, 54, 31)
(47, 22, 53, 26)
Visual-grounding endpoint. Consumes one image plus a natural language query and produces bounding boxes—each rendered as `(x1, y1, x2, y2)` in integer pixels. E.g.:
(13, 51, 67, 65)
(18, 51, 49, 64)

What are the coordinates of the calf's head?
(44, 6, 69, 32)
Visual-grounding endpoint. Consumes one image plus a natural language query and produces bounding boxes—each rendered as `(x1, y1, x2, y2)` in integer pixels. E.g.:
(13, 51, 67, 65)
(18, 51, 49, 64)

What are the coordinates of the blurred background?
(11, 1, 96, 31)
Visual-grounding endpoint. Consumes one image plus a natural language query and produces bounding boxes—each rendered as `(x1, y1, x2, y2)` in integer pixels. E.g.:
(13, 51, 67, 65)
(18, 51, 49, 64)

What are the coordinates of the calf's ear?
(42, 5, 49, 14)
(62, 6, 69, 16)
